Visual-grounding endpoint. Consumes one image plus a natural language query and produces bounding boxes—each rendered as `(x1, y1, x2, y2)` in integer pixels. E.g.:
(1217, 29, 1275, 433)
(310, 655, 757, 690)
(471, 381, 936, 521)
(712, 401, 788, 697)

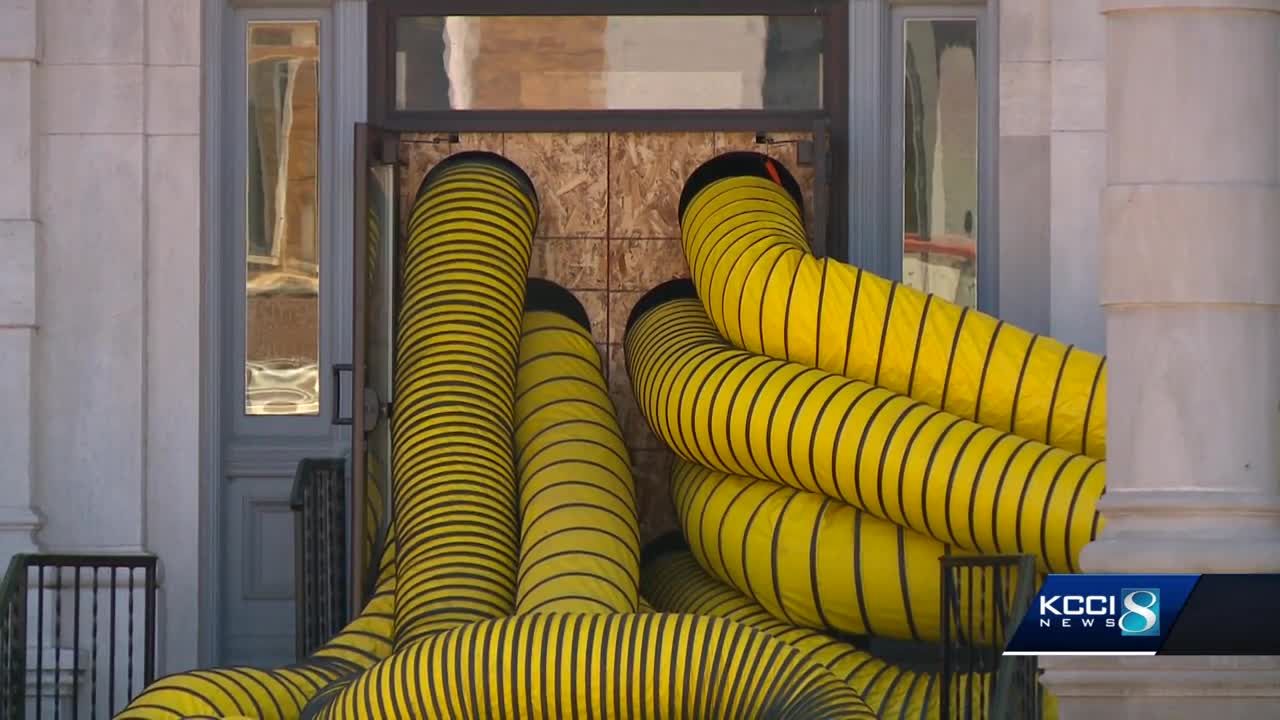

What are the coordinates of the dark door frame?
(366, 0, 850, 259)
(354, 1, 851, 612)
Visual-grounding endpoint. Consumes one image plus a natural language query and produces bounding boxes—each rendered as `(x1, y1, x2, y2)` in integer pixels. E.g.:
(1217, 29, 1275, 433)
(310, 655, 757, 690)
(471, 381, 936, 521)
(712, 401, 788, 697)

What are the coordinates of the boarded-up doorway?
(398, 131, 817, 541)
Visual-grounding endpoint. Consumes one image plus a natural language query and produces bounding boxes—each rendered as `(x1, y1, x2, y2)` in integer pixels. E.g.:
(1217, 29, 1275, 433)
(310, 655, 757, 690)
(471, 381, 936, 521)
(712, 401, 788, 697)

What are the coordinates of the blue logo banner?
(1005, 574, 1199, 654)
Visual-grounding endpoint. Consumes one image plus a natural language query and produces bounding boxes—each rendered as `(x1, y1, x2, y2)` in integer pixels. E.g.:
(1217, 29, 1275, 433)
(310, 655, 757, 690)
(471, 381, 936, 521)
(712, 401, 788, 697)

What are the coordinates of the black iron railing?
(290, 458, 349, 659)
(940, 554, 1042, 720)
(0, 554, 157, 719)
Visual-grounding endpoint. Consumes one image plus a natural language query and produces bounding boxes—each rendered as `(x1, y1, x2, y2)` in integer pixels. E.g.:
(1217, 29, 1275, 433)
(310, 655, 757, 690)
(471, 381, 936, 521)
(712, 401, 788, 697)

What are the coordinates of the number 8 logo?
(1119, 589, 1160, 636)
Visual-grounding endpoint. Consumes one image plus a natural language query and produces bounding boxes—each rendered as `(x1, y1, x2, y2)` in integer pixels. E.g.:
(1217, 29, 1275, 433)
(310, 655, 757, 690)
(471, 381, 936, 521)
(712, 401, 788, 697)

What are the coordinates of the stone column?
(0, 0, 44, 562)
(1041, 0, 1280, 717)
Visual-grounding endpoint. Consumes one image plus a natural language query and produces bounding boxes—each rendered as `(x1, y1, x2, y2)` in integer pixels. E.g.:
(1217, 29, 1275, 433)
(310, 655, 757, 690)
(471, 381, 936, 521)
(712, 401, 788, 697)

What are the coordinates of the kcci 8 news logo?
(1009, 574, 1280, 655)
(1036, 588, 1160, 637)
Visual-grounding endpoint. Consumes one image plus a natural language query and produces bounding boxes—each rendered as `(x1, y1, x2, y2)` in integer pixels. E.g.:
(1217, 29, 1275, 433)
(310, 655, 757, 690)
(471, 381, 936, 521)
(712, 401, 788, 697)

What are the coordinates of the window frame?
(227, 6, 337, 435)
(850, 0, 997, 312)
(889, 2, 996, 312)
(367, 0, 851, 259)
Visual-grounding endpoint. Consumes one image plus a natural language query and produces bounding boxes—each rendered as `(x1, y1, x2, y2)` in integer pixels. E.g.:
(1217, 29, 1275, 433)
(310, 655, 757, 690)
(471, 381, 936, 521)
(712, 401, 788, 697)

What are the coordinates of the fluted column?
(1041, 0, 1280, 716)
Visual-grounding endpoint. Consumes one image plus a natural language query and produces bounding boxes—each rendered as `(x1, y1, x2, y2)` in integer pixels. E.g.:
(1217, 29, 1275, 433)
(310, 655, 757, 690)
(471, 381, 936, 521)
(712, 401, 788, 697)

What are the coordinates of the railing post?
(291, 458, 352, 659)
(12, 559, 27, 720)
(144, 560, 157, 687)
(940, 554, 1042, 720)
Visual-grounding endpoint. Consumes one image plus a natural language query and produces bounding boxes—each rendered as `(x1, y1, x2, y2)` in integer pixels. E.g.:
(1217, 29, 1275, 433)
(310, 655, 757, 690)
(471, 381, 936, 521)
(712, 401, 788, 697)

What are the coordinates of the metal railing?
(0, 554, 157, 719)
(290, 457, 349, 659)
(940, 554, 1042, 720)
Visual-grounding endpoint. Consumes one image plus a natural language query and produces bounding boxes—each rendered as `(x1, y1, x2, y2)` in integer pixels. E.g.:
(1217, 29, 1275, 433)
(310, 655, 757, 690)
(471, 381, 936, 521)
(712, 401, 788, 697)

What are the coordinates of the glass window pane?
(901, 19, 978, 307)
(245, 21, 321, 416)
(394, 16, 823, 111)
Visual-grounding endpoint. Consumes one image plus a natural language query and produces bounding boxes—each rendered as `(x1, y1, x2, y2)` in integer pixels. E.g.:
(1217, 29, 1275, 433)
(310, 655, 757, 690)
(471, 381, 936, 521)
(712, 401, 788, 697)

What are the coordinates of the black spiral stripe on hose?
(310, 613, 877, 719)
(669, 460, 962, 642)
(625, 292, 1105, 575)
(118, 530, 400, 719)
(393, 151, 537, 647)
(514, 286, 640, 617)
(679, 155, 1108, 461)
(678, 151, 806, 226)
(642, 547, 994, 719)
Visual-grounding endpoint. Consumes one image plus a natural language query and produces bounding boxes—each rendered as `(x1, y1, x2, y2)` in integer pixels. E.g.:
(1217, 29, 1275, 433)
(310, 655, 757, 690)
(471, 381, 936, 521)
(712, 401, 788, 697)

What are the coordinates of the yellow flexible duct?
(624, 282, 1105, 573)
(642, 542, 1007, 719)
(392, 151, 538, 645)
(116, 528, 398, 720)
(514, 279, 640, 615)
(306, 612, 877, 719)
(362, 449, 386, 595)
(678, 152, 1107, 459)
(671, 459, 1019, 643)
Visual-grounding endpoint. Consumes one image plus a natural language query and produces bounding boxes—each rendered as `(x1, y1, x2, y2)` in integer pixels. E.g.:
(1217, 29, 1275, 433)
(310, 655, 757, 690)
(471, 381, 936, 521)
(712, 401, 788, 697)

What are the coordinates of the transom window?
(392, 15, 825, 111)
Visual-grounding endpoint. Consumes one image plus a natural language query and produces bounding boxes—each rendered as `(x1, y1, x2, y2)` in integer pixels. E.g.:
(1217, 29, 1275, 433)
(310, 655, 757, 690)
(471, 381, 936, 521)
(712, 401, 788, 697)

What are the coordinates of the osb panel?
(608, 238, 688, 292)
(397, 137, 450, 228)
(631, 449, 678, 544)
(397, 133, 505, 231)
(595, 342, 609, 381)
(455, 133, 505, 155)
(568, 289, 609, 346)
(607, 344, 663, 453)
(392, 129, 824, 542)
(609, 132, 717, 238)
(504, 133, 608, 238)
(714, 131, 762, 155)
(766, 131, 818, 244)
(710, 131, 819, 247)
(606, 290, 646, 345)
(529, 237, 608, 291)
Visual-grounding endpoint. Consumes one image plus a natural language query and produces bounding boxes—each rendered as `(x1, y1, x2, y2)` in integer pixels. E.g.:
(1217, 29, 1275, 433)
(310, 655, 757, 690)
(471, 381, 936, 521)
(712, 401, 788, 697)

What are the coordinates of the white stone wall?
(0, 0, 203, 674)
(141, 0, 203, 673)
(1050, 0, 1107, 354)
(999, 0, 1108, 353)
(0, 0, 42, 561)
(0, 0, 1112, 677)
(998, 0, 1052, 334)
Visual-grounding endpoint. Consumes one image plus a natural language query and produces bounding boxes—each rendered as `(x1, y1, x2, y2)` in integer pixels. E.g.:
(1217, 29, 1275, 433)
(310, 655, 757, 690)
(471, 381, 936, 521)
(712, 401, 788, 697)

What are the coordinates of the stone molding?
(1102, 0, 1280, 12)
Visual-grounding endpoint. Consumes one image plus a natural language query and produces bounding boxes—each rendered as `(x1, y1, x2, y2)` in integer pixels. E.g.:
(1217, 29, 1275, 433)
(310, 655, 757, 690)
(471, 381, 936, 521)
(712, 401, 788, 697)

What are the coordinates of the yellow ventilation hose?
(304, 612, 877, 719)
(362, 449, 387, 596)
(624, 283, 1105, 573)
(641, 543, 1020, 719)
(671, 459, 1021, 643)
(116, 528, 398, 719)
(677, 152, 1107, 459)
(514, 279, 640, 615)
(392, 151, 538, 645)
